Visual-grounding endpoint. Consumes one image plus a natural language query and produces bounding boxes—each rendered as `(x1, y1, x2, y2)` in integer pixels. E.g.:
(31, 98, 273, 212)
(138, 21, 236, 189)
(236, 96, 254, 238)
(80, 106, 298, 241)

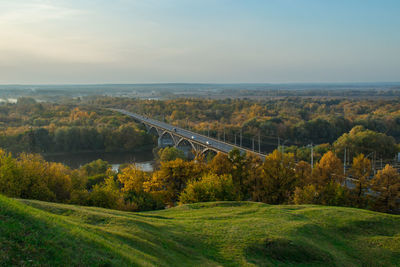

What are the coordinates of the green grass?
(1, 195, 399, 266)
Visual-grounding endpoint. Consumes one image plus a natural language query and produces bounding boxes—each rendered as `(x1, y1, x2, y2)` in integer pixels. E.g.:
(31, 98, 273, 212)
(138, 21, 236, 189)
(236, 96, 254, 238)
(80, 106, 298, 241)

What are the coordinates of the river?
(42, 149, 155, 172)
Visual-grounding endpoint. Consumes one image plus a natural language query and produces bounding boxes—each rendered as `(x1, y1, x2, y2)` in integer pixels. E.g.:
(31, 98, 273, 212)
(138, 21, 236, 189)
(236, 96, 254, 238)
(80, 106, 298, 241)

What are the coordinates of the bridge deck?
(113, 109, 265, 157)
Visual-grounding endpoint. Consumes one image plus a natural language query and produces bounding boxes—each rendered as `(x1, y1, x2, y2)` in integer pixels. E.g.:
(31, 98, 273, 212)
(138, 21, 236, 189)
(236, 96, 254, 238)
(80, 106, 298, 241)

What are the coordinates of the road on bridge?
(112, 109, 265, 157)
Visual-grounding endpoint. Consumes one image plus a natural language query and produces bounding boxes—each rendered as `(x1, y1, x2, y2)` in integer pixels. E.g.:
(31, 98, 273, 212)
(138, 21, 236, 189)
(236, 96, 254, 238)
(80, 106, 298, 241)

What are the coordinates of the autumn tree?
(47, 162, 73, 202)
(81, 159, 111, 176)
(0, 149, 21, 197)
(16, 153, 56, 201)
(118, 164, 162, 211)
(145, 158, 206, 205)
(350, 154, 372, 208)
(246, 153, 264, 202)
(294, 151, 349, 206)
(256, 150, 297, 204)
(208, 153, 233, 176)
(228, 148, 249, 199)
(370, 165, 400, 213)
(334, 125, 398, 160)
(311, 151, 344, 186)
(88, 176, 122, 209)
(157, 147, 185, 162)
(179, 173, 236, 204)
(294, 161, 312, 188)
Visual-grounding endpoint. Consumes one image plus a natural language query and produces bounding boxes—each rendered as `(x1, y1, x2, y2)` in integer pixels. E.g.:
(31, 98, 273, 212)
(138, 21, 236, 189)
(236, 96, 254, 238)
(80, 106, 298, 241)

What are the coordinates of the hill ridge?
(1, 195, 399, 266)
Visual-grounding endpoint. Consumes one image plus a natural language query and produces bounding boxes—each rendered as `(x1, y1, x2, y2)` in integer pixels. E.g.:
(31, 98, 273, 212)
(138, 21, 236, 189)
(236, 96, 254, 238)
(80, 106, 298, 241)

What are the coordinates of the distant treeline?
(0, 98, 154, 154)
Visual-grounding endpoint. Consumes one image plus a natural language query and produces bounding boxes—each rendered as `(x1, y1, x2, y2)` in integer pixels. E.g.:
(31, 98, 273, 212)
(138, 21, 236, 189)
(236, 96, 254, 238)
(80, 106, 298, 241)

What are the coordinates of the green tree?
(88, 176, 122, 209)
(179, 173, 236, 204)
(145, 158, 205, 205)
(157, 147, 185, 162)
(81, 159, 111, 176)
(334, 126, 398, 160)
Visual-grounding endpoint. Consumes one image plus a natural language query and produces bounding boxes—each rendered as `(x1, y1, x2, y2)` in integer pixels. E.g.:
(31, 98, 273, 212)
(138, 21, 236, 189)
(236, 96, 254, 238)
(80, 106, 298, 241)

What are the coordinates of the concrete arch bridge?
(112, 109, 265, 159)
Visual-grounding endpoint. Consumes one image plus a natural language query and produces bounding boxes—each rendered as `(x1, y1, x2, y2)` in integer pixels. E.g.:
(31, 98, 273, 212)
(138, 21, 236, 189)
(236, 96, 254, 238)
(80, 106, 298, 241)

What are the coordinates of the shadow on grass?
(245, 237, 334, 266)
(337, 217, 399, 236)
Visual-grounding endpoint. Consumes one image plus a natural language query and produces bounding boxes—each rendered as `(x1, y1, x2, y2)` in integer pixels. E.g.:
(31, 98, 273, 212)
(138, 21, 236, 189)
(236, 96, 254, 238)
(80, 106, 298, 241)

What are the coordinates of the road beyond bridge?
(112, 109, 266, 158)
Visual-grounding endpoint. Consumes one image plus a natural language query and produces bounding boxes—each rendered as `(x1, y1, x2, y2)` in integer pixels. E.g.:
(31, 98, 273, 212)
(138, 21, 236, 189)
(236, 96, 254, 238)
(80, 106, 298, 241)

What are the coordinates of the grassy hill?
(1, 195, 399, 266)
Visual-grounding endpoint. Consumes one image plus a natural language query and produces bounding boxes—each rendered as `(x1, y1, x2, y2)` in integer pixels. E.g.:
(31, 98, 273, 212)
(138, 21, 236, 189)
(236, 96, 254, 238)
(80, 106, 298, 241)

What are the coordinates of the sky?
(0, 0, 399, 84)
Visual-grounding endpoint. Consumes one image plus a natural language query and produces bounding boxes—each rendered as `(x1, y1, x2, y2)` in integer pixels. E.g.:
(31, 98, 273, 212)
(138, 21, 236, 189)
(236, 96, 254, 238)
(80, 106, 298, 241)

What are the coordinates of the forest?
(0, 96, 399, 214)
(0, 97, 155, 154)
(2, 96, 400, 159)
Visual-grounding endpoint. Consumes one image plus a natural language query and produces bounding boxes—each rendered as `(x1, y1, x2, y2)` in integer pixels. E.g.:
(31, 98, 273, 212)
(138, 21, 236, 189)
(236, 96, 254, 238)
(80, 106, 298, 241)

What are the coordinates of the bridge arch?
(200, 148, 218, 161)
(158, 131, 176, 147)
(176, 138, 196, 159)
(148, 126, 160, 136)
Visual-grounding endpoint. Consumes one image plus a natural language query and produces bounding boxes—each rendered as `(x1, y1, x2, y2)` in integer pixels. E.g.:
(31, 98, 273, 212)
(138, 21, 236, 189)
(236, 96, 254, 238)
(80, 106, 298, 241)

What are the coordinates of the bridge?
(112, 109, 266, 158)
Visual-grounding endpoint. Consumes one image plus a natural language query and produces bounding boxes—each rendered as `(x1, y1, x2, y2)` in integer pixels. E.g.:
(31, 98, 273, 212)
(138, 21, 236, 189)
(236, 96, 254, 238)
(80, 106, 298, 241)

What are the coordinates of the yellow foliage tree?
(294, 160, 312, 188)
(370, 164, 400, 213)
(258, 150, 296, 204)
(311, 151, 343, 186)
(17, 153, 55, 201)
(118, 164, 150, 193)
(208, 153, 233, 176)
(0, 149, 21, 197)
(144, 158, 205, 205)
(350, 154, 371, 207)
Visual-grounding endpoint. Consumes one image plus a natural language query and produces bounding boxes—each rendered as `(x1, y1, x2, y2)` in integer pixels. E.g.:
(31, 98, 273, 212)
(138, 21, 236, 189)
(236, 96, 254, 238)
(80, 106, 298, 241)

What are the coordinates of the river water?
(42, 149, 155, 172)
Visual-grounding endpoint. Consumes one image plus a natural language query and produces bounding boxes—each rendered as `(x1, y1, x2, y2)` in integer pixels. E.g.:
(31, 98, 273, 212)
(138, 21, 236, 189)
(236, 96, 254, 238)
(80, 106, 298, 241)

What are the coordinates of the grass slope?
(1, 195, 399, 266)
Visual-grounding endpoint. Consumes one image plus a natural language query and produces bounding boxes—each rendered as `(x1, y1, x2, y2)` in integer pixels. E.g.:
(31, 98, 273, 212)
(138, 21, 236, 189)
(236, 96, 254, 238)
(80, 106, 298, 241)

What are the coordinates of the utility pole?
(258, 132, 261, 153)
(234, 133, 237, 145)
(207, 125, 210, 137)
(365, 151, 375, 173)
(282, 140, 288, 154)
(343, 148, 346, 175)
(223, 127, 226, 142)
(311, 145, 314, 169)
(252, 137, 255, 151)
(308, 143, 314, 170)
(278, 136, 280, 152)
(240, 128, 242, 147)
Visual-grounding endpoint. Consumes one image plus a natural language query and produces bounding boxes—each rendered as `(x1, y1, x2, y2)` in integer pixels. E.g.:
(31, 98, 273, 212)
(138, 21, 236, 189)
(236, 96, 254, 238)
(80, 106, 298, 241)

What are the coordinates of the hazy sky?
(0, 0, 399, 84)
